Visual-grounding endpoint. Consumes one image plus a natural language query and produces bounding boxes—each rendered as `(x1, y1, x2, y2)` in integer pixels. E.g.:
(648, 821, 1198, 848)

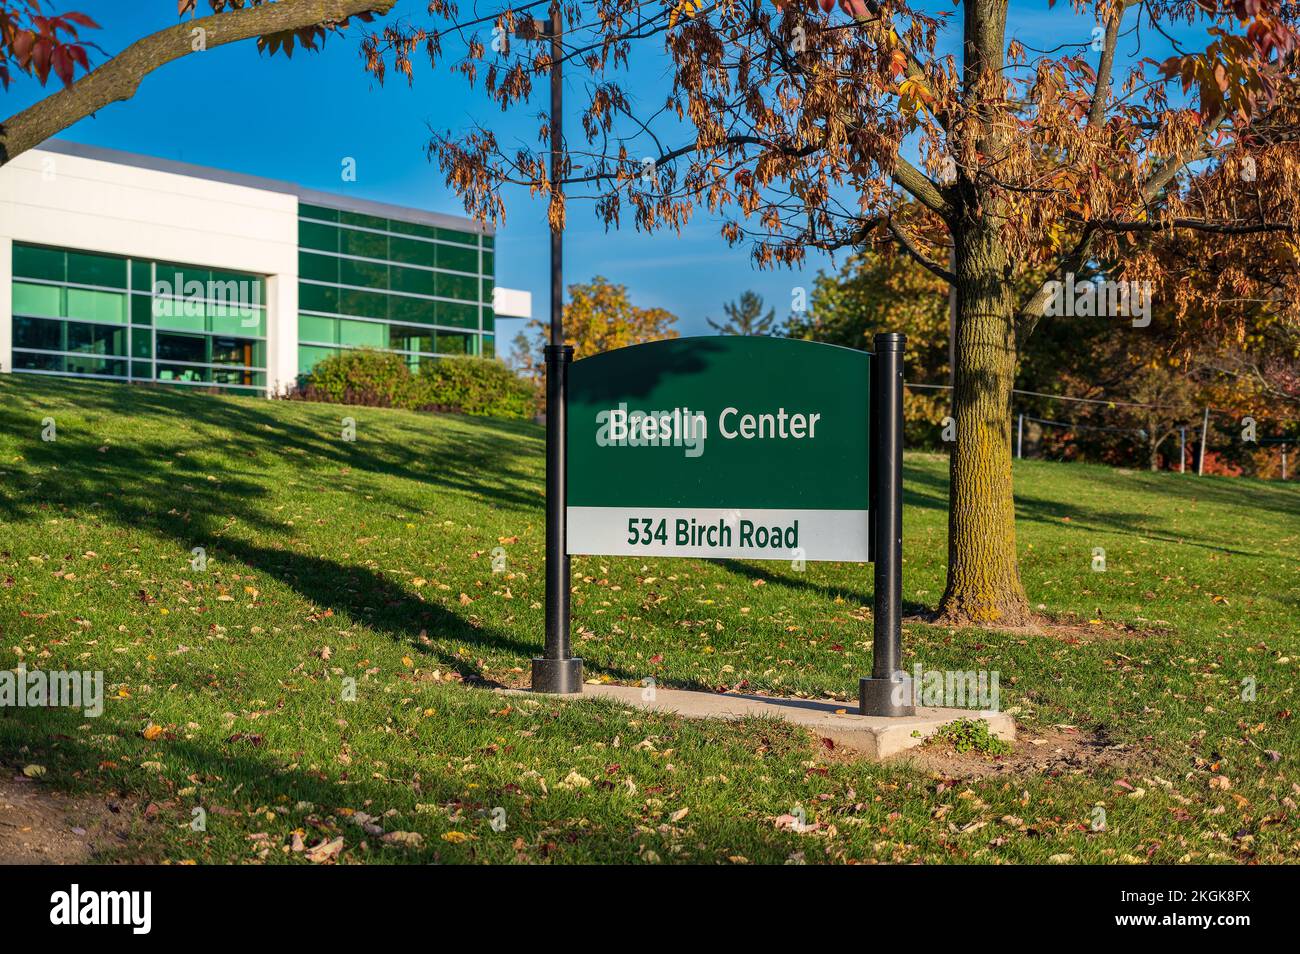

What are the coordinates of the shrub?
(297, 349, 415, 408)
(293, 349, 535, 420)
(414, 356, 536, 420)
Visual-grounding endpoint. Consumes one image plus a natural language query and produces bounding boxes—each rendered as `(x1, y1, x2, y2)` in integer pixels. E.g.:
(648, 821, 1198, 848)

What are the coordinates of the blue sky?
(6, 1, 1195, 352)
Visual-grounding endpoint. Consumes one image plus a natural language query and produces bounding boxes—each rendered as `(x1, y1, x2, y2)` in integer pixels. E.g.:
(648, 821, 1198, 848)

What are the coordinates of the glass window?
(340, 257, 388, 290)
(64, 355, 127, 377)
(13, 282, 63, 318)
(131, 330, 152, 358)
(482, 334, 495, 358)
(438, 227, 479, 247)
(340, 210, 388, 232)
(389, 295, 438, 326)
(338, 287, 388, 320)
(13, 316, 63, 351)
(67, 250, 128, 289)
(299, 315, 338, 344)
(482, 310, 495, 333)
(388, 219, 439, 241)
(300, 204, 340, 222)
(482, 251, 494, 275)
(132, 361, 152, 380)
(436, 331, 471, 355)
(438, 244, 478, 273)
(481, 278, 494, 304)
(390, 265, 435, 297)
(299, 283, 340, 314)
(388, 236, 437, 267)
(66, 288, 127, 324)
(131, 294, 154, 325)
(209, 337, 263, 367)
(157, 363, 209, 383)
(210, 307, 264, 337)
(299, 221, 339, 252)
(65, 321, 128, 356)
(299, 252, 339, 283)
(13, 351, 64, 372)
(339, 319, 386, 348)
(298, 345, 339, 373)
(14, 244, 66, 282)
(436, 272, 478, 302)
(130, 260, 152, 291)
(153, 301, 206, 333)
(439, 301, 478, 328)
(389, 324, 433, 353)
(156, 332, 208, 364)
(340, 228, 387, 260)
(482, 235, 495, 250)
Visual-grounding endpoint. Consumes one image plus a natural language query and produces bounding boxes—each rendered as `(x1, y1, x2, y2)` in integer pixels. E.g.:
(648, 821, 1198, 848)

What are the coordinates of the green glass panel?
(481, 251, 494, 276)
(13, 244, 65, 282)
(299, 283, 340, 314)
(437, 227, 478, 247)
(388, 219, 439, 241)
(64, 354, 127, 377)
(210, 307, 264, 337)
(13, 316, 62, 351)
(482, 310, 495, 333)
(388, 236, 437, 267)
(300, 204, 340, 222)
(390, 265, 435, 297)
(67, 250, 128, 289)
(436, 330, 471, 355)
(339, 319, 386, 348)
(299, 315, 338, 344)
(299, 221, 339, 252)
(13, 351, 63, 372)
(210, 368, 265, 387)
(340, 228, 387, 259)
(131, 294, 154, 326)
(209, 336, 265, 368)
(157, 363, 209, 383)
(338, 287, 388, 320)
(439, 301, 478, 328)
(437, 272, 478, 302)
(130, 260, 152, 292)
(438, 244, 479, 273)
(66, 288, 127, 324)
(482, 235, 495, 249)
(298, 345, 339, 373)
(481, 278, 494, 304)
(131, 330, 152, 358)
(12, 282, 63, 318)
(156, 332, 207, 363)
(340, 210, 389, 231)
(389, 295, 437, 326)
(299, 252, 339, 283)
(482, 335, 495, 358)
(65, 320, 128, 356)
(132, 361, 152, 380)
(153, 306, 207, 333)
(340, 257, 389, 290)
(389, 323, 434, 353)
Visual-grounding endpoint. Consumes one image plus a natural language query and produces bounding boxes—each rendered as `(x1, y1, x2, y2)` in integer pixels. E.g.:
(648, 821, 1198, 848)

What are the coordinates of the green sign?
(567, 336, 871, 561)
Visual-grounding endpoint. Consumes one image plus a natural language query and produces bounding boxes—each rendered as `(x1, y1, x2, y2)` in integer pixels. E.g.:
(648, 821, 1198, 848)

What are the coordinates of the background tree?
(707, 289, 776, 334)
(0, 0, 395, 165)
(514, 275, 679, 387)
(364, 0, 1300, 626)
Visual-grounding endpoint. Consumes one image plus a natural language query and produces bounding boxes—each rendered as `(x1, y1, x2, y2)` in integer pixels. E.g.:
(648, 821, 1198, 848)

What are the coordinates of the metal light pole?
(526, 4, 581, 693)
(860, 333, 914, 717)
(1198, 406, 1210, 476)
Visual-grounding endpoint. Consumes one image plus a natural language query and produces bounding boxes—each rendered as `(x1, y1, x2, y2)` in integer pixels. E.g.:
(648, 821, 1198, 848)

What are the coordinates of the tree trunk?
(937, 221, 1032, 626)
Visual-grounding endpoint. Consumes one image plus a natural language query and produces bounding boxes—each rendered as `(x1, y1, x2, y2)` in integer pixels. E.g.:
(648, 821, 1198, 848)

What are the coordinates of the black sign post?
(529, 3, 583, 693)
(859, 332, 914, 716)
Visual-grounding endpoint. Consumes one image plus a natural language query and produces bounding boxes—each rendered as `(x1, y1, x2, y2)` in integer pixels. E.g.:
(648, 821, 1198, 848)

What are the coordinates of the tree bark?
(936, 0, 1031, 626)
(938, 220, 1032, 625)
(0, 0, 396, 166)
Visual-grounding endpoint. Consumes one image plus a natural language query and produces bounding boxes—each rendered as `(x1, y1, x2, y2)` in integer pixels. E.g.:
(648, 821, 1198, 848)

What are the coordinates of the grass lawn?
(1, 375, 1296, 864)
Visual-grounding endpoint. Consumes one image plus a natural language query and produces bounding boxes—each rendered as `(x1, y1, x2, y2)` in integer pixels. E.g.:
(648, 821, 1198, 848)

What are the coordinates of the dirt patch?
(904, 612, 1171, 643)
(0, 773, 134, 864)
(887, 724, 1135, 781)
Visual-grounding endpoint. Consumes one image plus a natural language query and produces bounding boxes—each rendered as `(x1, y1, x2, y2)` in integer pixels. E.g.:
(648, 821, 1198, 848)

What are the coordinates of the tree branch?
(0, 0, 397, 165)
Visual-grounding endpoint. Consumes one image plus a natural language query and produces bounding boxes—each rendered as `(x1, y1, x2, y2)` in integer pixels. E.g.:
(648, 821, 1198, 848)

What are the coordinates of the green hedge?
(295, 349, 535, 420)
